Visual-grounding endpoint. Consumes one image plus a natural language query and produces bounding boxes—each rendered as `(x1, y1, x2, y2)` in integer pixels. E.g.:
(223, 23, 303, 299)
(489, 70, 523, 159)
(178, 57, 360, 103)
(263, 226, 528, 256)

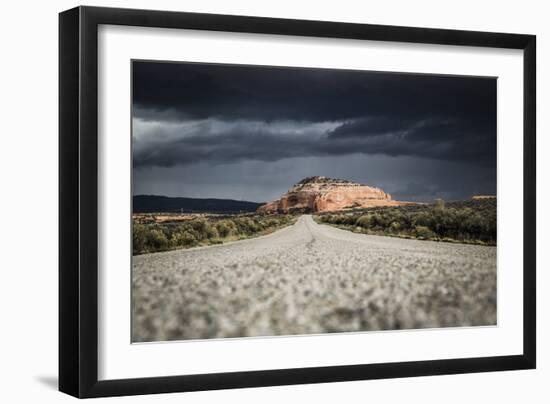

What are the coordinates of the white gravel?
(132, 215, 496, 342)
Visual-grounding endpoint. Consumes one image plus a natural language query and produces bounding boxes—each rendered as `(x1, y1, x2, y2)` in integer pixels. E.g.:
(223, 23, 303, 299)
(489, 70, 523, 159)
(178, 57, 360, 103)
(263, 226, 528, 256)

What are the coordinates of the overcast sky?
(132, 61, 496, 203)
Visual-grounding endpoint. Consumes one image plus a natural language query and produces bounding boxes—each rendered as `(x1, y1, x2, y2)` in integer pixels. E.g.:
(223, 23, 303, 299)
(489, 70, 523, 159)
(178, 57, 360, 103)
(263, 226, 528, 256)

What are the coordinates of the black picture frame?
(59, 5, 536, 398)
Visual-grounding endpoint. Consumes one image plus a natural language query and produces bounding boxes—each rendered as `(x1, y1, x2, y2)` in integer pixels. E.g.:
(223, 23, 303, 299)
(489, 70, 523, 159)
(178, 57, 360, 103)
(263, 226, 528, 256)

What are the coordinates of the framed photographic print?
(59, 6, 536, 398)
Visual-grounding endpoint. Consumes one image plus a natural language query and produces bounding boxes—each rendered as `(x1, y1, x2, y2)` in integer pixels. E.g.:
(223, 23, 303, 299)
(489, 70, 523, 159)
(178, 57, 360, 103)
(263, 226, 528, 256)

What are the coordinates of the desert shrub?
(356, 215, 372, 228)
(188, 219, 208, 240)
(133, 223, 148, 254)
(132, 213, 296, 254)
(236, 217, 259, 234)
(414, 225, 436, 239)
(147, 229, 169, 250)
(374, 213, 390, 228)
(389, 221, 401, 233)
(340, 215, 355, 225)
(413, 212, 433, 228)
(216, 220, 237, 237)
(316, 198, 496, 245)
(216, 221, 229, 237)
(462, 213, 485, 239)
(171, 230, 197, 247)
(204, 222, 219, 239)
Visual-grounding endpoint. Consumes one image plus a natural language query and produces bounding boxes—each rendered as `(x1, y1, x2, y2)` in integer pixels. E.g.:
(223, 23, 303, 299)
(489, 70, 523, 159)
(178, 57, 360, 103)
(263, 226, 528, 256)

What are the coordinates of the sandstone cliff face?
(258, 176, 408, 214)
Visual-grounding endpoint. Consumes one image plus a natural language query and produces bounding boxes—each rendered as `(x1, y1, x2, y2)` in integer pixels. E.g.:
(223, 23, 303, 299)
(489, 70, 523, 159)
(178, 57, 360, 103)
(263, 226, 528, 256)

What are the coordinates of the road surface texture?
(133, 215, 496, 342)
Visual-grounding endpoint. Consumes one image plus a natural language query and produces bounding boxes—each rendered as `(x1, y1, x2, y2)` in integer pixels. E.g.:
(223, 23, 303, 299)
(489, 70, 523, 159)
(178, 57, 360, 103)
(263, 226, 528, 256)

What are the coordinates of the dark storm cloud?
(132, 119, 338, 168)
(133, 61, 496, 122)
(132, 61, 496, 201)
(133, 115, 495, 168)
(132, 61, 496, 169)
(328, 117, 496, 164)
(328, 116, 417, 138)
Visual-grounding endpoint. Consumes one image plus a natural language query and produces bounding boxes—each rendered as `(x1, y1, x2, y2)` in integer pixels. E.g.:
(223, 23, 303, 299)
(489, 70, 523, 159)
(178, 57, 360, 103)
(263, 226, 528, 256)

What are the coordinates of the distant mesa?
(257, 176, 413, 214)
(471, 195, 496, 200)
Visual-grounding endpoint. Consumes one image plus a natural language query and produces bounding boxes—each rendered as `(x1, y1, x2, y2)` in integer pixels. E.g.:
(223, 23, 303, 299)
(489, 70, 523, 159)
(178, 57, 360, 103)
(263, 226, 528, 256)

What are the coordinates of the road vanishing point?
(132, 215, 496, 342)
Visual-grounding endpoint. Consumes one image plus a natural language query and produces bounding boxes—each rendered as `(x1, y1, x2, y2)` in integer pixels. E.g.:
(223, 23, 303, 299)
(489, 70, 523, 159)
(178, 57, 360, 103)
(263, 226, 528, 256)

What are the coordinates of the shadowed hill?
(133, 195, 262, 214)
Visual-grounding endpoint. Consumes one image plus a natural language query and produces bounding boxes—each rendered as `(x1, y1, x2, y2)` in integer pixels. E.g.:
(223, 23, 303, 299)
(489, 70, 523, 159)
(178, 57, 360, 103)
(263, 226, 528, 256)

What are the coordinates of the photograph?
(131, 60, 497, 343)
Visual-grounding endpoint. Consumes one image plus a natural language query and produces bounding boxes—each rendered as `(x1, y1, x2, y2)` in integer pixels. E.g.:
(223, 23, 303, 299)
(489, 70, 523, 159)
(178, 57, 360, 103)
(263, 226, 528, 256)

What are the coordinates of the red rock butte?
(257, 176, 413, 214)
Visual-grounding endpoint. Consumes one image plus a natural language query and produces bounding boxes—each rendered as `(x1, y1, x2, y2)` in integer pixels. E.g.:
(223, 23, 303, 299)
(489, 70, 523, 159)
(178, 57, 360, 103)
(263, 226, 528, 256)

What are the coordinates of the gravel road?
(132, 215, 496, 342)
